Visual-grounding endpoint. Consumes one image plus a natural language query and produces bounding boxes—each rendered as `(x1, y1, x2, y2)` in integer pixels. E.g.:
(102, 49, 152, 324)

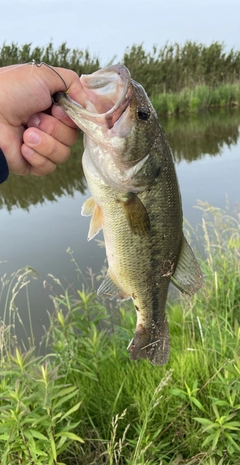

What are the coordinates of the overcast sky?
(1, 0, 240, 65)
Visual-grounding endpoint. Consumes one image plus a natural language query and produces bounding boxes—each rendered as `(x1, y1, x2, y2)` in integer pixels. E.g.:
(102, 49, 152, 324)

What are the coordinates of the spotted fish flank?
(54, 64, 202, 366)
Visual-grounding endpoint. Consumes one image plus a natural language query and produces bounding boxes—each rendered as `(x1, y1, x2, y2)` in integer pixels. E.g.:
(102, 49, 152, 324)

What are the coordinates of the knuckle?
(39, 117, 56, 138)
(32, 159, 56, 176)
(70, 129, 79, 145)
(33, 166, 56, 176)
(58, 146, 71, 164)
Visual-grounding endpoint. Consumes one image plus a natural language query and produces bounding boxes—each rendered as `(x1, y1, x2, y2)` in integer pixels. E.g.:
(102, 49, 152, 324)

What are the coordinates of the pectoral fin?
(81, 197, 103, 240)
(171, 235, 203, 295)
(88, 205, 103, 240)
(97, 270, 130, 301)
(118, 193, 150, 235)
(81, 197, 95, 216)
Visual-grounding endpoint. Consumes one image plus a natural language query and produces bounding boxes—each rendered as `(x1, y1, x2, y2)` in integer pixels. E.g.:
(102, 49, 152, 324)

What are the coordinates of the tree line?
(1, 40, 240, 96)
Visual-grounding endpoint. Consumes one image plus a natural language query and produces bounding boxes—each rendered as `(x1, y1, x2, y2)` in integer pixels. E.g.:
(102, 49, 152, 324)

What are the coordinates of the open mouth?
(80, 64, 132, 128)
(54, 64, 133, 129)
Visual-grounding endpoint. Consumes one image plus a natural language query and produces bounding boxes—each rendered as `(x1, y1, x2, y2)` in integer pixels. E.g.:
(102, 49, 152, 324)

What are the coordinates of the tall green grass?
(152, 84, 240, 115)
(124, 42, 240, 95)
(0, 203, 239, 464)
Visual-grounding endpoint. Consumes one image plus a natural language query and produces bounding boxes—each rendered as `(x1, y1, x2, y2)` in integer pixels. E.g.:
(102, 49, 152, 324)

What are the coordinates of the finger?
(27, 112, 79, 146)
(33, 66, 86, 104)
(21, 143, 57, 176)
(51, 68, 86, 104)
(22, 129, 71, 168)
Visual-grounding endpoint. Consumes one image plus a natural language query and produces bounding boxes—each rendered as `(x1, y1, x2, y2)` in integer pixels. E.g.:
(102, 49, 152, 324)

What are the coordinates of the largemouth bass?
(54, 64, 202, 366)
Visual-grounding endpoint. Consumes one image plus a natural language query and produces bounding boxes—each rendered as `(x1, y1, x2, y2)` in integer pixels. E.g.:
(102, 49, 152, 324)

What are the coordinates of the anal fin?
(97, 270, 130, 301)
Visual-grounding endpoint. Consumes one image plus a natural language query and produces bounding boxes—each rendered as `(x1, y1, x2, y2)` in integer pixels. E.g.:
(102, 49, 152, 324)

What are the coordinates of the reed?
(124, 42, 240, 96)
(152, 83, 240, 115)
(0, 41, 100, 75)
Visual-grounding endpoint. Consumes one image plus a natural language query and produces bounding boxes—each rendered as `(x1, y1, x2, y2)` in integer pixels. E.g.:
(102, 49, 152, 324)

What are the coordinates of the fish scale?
(83, 132, 182, 365)
(54, 64, 202, 366)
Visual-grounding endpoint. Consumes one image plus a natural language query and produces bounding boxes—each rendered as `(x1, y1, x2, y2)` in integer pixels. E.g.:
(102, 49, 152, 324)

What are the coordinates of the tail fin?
(129, 317, 170, 366)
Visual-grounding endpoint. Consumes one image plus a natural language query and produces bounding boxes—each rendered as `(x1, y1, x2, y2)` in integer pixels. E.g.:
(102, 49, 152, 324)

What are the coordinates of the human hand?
(0, 64, 84, 176)
(21, 106, 78, 176)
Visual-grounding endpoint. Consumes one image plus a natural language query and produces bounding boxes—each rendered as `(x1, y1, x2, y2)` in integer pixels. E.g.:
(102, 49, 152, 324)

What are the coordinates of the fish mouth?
(54, 64, 133, 129)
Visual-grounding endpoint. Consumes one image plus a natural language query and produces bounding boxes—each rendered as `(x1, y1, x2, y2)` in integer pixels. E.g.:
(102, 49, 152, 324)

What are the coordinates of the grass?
(152, 84, 240, 115)
(0, 202, 240, 464)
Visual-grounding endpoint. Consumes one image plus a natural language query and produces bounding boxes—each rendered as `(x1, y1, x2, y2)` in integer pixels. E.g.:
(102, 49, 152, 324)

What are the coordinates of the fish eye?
(137, 107, 150, 121)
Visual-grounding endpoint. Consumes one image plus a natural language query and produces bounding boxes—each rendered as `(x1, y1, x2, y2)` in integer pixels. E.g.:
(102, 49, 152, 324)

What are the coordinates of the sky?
(1, 0, 240, 65)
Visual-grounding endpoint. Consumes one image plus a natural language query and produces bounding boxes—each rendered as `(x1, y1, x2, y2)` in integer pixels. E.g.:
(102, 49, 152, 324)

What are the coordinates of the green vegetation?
(0, 203, 239, 464)
(0, 41, 100, 75)
(124, 42, 240, 113)
(152, 84, 240, 115)
(1, 41, 240, 113)
(123, 42, 240, 94)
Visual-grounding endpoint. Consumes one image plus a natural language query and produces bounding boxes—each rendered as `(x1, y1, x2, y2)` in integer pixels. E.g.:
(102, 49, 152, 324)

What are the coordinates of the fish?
(53, 64, 202, 366)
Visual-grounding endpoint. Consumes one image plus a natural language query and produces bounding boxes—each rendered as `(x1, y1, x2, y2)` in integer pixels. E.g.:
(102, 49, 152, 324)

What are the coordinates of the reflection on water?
(0, 139, 86, 211)
(0, 109, 240, 211)
(161, 109, 240, 162)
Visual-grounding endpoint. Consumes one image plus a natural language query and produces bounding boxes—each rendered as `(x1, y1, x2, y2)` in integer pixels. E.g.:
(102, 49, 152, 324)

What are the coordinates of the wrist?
(0, 108, 10, 183)
(0, 121, 26, 175)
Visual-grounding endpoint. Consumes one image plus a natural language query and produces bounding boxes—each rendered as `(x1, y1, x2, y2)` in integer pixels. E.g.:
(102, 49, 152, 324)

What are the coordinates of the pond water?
(0, 109, 239, 347)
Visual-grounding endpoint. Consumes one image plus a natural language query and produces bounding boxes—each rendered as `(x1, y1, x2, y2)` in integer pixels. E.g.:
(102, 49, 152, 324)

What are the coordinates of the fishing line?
(0, 60, 69, 92)
(31, 60, 68, 92)
(0, 62, 28, 75)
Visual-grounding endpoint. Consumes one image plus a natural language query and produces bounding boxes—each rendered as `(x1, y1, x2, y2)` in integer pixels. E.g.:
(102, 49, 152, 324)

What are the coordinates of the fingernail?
(27, 131, 41, 145)
(28, 114, 41, 127)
